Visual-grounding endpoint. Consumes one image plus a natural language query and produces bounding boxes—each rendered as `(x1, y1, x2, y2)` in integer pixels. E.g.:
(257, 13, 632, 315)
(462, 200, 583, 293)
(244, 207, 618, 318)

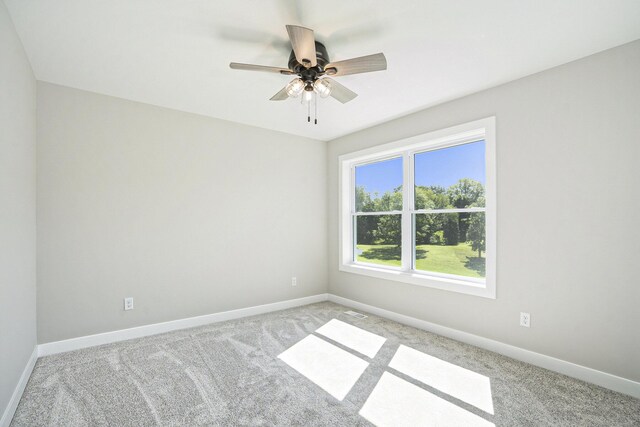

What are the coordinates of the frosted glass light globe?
(313, 79, 332, 98)
(286, 78, 305, 97)
(303, 88, 314, 102)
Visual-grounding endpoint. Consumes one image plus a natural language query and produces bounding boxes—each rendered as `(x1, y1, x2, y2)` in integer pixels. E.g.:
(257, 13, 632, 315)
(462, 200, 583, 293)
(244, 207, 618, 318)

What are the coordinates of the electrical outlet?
(520, 312, 530, 328)
(124, 297, 134, 311)
(291, 277, 297, 287)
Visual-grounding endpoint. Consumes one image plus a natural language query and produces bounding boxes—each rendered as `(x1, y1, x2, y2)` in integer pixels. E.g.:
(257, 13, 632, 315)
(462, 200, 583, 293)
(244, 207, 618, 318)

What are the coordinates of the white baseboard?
(328, 294, 640, 399)
(33, 292, 639, 400)
(38, 293, 328, 357)
(0, 346, 38, 427)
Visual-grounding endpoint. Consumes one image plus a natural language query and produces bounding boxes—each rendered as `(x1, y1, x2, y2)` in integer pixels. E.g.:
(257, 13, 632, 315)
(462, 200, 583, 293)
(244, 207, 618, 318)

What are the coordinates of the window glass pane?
(355, 157, 402, 212)
(414, 141, 485, 210)
(355, 214, 401, 267)
(414, 212, 485, 278)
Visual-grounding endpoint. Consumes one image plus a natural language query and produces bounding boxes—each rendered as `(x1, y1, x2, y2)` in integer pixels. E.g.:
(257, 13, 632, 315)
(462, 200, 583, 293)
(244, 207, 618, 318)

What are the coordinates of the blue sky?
(355, 141, 485, 196)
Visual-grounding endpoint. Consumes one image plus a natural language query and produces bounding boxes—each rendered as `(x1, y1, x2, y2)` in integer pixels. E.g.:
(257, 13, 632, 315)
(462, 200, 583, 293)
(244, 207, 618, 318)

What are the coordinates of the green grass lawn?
(355, 244, 402, 267)
(356, 242, 485, 278)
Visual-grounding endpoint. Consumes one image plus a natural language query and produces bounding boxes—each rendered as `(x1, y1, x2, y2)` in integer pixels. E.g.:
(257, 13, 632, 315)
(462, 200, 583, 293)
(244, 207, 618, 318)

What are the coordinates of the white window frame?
(338, 117, 496, 299)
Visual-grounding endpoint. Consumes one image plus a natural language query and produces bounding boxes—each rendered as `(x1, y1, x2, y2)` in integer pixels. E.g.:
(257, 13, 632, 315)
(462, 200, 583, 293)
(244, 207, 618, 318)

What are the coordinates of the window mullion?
(350, 165, 355, 214)
(401, 151, 412, 272)
(350, 166, 356, 262)
(414, 207, 486, 214)
(354, 211, 402, 216)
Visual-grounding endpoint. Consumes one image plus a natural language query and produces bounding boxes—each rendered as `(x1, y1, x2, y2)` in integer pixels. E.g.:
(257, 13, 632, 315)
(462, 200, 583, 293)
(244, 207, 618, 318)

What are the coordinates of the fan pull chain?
(307, 98, 310, 123)
(314, 94, 318, 125)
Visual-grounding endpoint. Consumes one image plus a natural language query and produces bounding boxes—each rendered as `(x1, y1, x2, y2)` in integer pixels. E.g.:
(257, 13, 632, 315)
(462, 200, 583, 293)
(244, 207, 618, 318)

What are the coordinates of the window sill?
(339, 263, 496, 299)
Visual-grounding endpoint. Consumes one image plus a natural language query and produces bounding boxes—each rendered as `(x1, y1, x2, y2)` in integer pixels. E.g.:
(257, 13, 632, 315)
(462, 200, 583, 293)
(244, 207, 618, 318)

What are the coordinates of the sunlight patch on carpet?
(359, 372, 494, 427)
(315, 319, 386, 358)
(278, 334, 368, 400)
(389, 345, 494, 414)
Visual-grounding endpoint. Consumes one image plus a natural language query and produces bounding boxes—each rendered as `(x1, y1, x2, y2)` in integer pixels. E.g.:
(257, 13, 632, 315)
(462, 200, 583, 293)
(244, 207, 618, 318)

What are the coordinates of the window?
(339, 118, 496, 298)
(354, 157, 403, 268)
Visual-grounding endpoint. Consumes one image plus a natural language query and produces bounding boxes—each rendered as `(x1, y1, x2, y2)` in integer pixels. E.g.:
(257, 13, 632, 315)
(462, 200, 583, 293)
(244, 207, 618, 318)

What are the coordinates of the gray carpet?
(11, 302, 640, 426)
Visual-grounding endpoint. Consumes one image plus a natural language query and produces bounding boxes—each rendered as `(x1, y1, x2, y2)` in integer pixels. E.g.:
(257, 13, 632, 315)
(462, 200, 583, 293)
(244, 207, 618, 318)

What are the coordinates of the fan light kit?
(230, 25, 387, 124)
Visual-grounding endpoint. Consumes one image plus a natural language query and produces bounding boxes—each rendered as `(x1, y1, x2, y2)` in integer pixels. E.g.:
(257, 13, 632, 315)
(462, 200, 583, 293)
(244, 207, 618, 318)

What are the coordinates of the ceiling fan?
(229, 25, 387, 123)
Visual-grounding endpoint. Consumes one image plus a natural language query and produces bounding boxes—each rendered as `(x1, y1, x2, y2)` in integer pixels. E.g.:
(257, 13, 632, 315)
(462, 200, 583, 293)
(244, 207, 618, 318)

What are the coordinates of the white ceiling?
(5, 0, 640, 141)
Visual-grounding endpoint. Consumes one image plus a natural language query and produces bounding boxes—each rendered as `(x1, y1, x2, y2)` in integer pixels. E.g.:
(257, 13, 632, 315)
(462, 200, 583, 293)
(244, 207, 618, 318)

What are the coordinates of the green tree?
(447, 179, 484, 241)
(355, 186, 403, 245)
(355, 185, 374, 212)
(415, 214, 435, 245)
(415, 186, 451, 244)
(373, 186, 403, 212)
(415, 185, 449, 210)
(373, 214, 401, 245)
(354, 186, 378, 244)
(356, 216, 378, 245)
(447, 179, 485, 208)
(466, 212, 485, 257)
(367, 186, 402, 245)
(442, 214, 459, 245)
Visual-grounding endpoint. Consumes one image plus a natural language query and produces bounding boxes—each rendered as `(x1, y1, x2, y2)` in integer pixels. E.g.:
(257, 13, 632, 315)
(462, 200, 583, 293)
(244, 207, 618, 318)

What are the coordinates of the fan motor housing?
(288, 41, 330, 81)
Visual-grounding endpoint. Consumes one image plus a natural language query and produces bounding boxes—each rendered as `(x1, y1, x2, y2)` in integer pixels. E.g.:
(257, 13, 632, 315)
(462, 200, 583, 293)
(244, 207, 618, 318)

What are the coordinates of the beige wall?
(36, 82, 327, 343)
(327, 41, 640, 381)
(0, 1, 37, 418)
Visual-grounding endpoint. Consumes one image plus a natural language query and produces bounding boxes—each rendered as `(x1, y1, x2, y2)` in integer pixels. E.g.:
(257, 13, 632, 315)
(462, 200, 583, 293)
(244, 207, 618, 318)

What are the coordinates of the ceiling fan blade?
(285, 25, 317, 67)
(324, 78, 358, 103)
(230, 62, 293, 75)
(270, 86, 290, 101)
(324, 53, 387, 76)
